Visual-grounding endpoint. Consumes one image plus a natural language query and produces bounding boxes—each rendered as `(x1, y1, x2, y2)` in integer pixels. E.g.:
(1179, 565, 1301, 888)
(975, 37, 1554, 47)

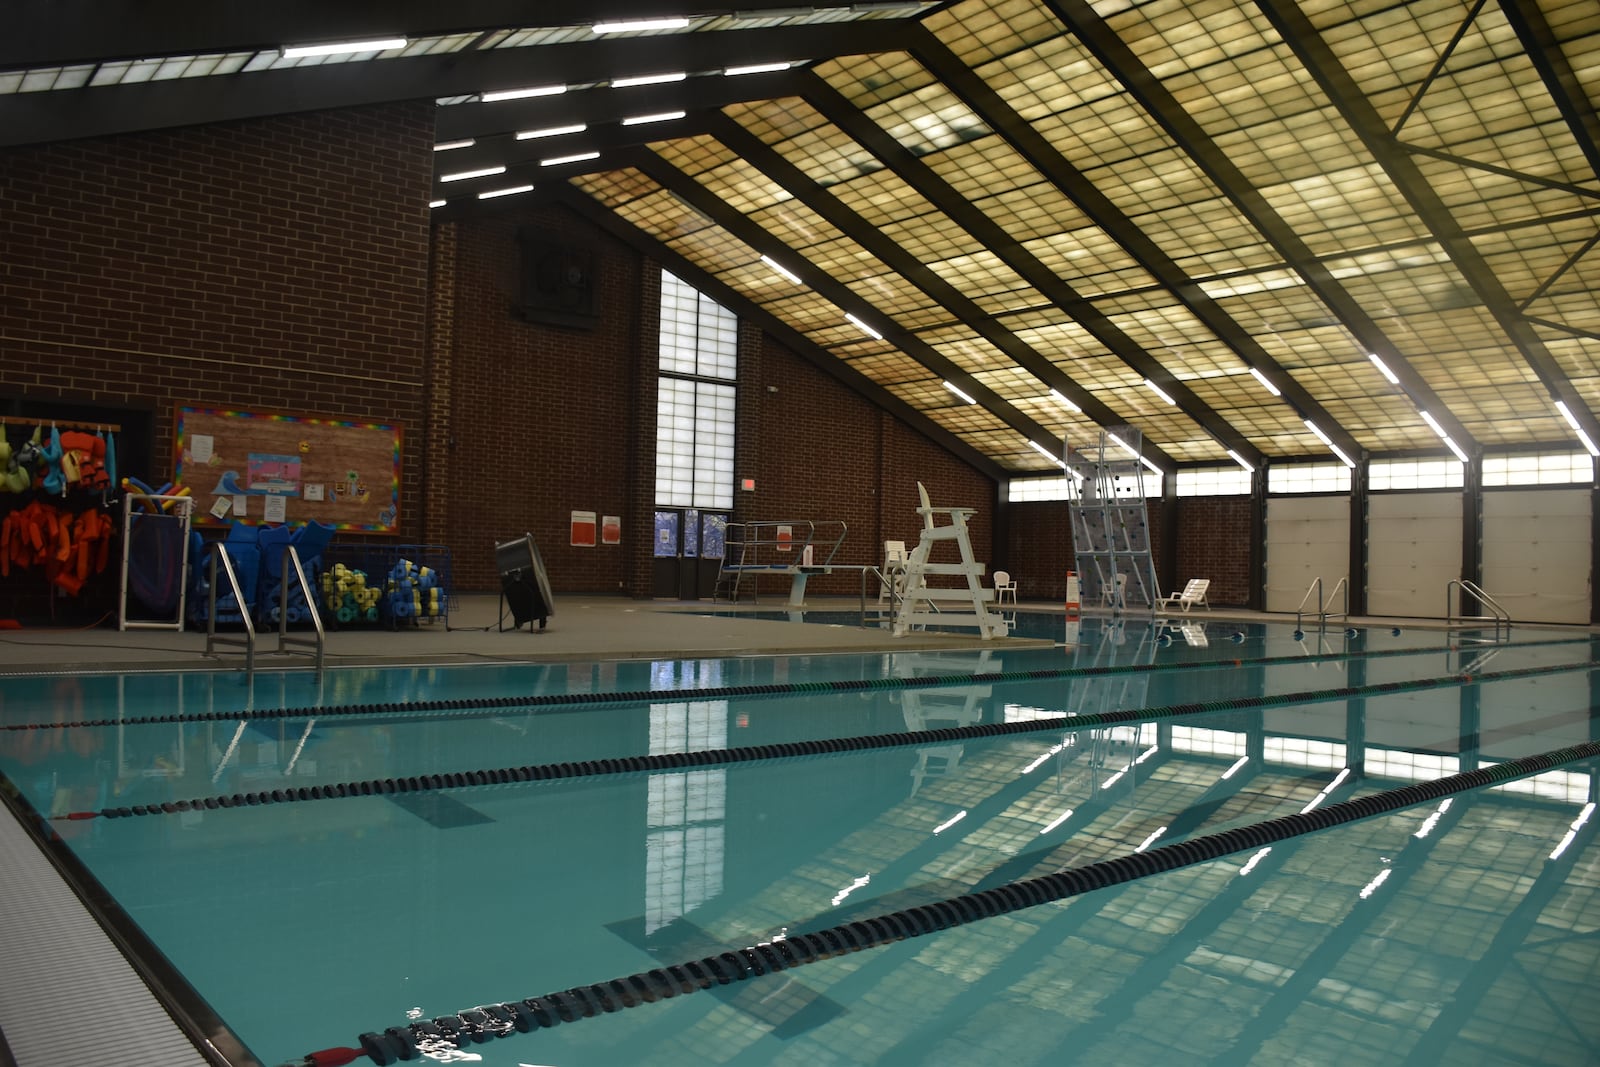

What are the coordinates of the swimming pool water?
(2, 618, 1596, 1066)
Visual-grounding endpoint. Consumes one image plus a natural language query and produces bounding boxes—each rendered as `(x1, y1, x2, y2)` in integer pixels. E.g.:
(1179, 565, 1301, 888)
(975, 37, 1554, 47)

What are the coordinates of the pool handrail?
(1294, 575, 1349, 631)
(1446, 578, 1511, 637)
(203, 546, 255, 679)
(274, 545, 325, 678)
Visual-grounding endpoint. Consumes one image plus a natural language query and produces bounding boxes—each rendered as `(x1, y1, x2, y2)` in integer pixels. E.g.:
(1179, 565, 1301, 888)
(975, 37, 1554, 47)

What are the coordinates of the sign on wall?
(174, 405, 401, 533)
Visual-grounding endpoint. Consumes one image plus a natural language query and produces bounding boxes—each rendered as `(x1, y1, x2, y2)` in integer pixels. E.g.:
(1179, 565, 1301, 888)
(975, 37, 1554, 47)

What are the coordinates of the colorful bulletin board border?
(174, 405, 402, 534)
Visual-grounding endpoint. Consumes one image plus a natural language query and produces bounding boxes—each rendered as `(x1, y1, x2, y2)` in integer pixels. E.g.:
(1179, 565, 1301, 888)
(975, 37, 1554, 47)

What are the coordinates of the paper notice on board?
(209, 497, 232, 519)
(263, 495, 287, 523)
(191, 434, 214, 464)
(304, 483, 325, 502)
(233, 495, 249, 517)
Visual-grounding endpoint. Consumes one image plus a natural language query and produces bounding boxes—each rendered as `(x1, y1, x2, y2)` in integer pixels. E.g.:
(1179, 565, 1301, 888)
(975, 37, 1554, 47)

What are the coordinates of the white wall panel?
(1481, 489, 1591, 624)
(1366, 492, 1463, 618)
(1265, 496, 1349, 613)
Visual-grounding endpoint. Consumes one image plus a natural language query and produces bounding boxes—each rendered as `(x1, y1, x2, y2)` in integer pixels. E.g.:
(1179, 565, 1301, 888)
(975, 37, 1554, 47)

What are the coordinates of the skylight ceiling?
(4, 0, 1596, 475)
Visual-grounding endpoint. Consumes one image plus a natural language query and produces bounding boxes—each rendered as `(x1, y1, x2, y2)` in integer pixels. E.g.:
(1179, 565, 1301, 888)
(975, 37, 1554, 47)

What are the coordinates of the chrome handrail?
(275, 545, 325, 678)
(1294, 577, 1323, 632)
(1447, 578, 1511, 636)
(1295, 576, 1348, 631)
(204, 547, 256, 679)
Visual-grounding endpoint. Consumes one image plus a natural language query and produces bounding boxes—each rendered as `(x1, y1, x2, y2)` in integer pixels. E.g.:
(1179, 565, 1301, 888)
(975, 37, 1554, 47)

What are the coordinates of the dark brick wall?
(1174, 494, 1253, 606)
(434, 203, 646, 593)
(0, 102, 435, 527)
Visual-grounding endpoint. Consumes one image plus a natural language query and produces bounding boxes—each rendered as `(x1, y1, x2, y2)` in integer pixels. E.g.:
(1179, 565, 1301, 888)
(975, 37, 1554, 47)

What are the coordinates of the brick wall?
(1174, 495, 1254, 606)
(0, 104, 434, 619)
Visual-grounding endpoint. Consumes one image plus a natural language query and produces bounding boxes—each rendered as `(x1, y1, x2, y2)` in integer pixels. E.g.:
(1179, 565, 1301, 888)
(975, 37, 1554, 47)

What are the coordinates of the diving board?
(715, 519, 847, 606)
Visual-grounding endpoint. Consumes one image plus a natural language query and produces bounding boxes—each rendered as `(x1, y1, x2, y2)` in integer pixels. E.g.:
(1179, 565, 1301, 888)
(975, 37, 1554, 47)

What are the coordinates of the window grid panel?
(1482, 451, 1593, 486)
(1268, 463, 1353, 493)
(1368, 457, 1465, 490)
(1176, 467, 1253, 496)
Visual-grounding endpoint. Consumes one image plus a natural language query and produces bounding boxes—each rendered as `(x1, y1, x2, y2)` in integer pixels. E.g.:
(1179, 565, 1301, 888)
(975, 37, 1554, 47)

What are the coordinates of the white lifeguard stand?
(892, 482, 1006, 639)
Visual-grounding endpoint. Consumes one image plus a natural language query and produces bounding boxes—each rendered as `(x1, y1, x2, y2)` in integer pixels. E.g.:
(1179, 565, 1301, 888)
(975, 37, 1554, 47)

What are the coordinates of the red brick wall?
(435, 203, 646, 593)
(1174, 494, 1253, 606)
(0, 102, 435, 525)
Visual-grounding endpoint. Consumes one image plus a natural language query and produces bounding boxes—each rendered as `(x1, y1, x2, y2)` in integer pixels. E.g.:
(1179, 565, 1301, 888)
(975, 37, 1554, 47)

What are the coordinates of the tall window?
(657, 271, 737, 509)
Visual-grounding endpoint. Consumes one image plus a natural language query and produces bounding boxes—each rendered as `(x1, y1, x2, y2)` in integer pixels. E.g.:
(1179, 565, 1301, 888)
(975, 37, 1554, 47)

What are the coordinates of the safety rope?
(51, 657, 1594, 823)
(280, 737, 1600, 1066)
(6, 634, 1588, 733)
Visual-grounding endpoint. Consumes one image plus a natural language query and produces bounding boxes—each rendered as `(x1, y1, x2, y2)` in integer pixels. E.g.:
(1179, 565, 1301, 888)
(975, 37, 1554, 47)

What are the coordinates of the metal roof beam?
(1045, 0, 1478, 455)
(1255, 0, 1600, 449)
(546, 180, 1013, 481)
(0, 1, 875, 68)
(798, 72, 1255, 469)
(1497, 0, 1600, 183)
(908, 27, 1353, 463)
(0, 21, 911, 148)
(619, 147, 1069, 465)
(702, 110, 1178, 469)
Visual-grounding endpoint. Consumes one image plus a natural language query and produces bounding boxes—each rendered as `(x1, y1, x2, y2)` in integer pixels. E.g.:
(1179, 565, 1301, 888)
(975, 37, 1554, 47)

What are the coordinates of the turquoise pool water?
(1, 618, 1597, 1066)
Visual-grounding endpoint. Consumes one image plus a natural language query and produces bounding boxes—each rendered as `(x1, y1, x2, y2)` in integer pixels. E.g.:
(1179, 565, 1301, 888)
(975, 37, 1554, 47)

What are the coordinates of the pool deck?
(0, 593, 1583, 678)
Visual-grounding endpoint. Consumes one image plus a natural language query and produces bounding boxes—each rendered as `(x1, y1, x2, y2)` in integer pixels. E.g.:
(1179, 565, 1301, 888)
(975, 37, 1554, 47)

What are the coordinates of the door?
(653, 509, 729, 599)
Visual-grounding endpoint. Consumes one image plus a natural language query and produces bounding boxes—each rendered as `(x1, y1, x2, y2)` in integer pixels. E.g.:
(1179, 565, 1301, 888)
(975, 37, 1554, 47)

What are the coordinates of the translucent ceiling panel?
(925, 0, 1068, 69)
(841, 349, 942, 385)
(918, 327, 1029, 381)
(1254, 160, 1429, 257)
(569, 168, 659, 206)
(1409, 153, 1594, 233)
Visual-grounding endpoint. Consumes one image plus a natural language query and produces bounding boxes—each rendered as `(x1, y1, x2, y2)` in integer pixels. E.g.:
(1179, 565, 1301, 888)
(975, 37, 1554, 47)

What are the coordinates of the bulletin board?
(173, 405, 401, 533)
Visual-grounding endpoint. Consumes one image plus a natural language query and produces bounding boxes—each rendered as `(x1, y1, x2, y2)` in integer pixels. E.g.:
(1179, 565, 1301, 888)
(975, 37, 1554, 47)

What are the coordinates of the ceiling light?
(1304, 419, 1356, 469)
(760, 254, 800, 284)
(1226, 449, 1254, 473)
(541, 151, 600, 167)
(1139, 455, 1163, 476)
(1369, 353, 1401, 385)
(439, 165, 506, 182)
(612, 72, 686, 88)
(481, 84, 566, 102)
(477, 184, 534, 199)
(1029, 441, 1064, 466)
(281, 37, 406, 59)
(844, 312, 881, 340)
(724, 62, 790, 76)
(1143, 378, 1176, 405)
(1418, 410, 1470, 463)
(433, 139, 474, 152)
(943, 381, 976, 405)
(1048, 388, 1080, 412)
(1554, 400, 1600, 457)
(1248, 367, 1281, 397)
(429, 199, 446, 209)
(593, 17, 691, 33)
(516, 124, 586, 140)
(621, 111, 686, 126)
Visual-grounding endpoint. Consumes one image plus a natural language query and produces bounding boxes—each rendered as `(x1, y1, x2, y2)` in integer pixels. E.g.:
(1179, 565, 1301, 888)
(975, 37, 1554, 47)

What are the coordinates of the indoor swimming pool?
(1, 617, 1597, 1066)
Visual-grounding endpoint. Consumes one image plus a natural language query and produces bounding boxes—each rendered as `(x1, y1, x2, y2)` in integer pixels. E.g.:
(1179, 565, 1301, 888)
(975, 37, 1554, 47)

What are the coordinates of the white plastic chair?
(1160, 578, 1211, 613)
(993, 570, 1017, 605)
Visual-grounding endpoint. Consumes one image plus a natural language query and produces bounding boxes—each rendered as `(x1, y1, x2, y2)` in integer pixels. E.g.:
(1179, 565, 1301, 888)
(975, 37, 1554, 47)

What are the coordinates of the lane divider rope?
(53, 658, 1595, 823)
(280, 737, 1600, 1066)
(7, 635, 1588, 733)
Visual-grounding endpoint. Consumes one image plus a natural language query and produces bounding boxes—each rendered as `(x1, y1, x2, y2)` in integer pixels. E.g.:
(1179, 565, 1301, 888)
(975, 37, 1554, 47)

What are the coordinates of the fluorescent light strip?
(1048, 388, 1080, 412)
(1550, 802, 1595, 860)
(1554, 400, 1600, 457)
(593, 17, 691, 33)
(932, 810, 967, 835)
(621, 111, 686, 126)
(844, 312, 881, 340)
(1140, 455, 1163, 476)
(1369, 353, 1401, 385)
(1106, 432, 1138, 460)
(1248, 366, 1281, 397)
(1419, 411, 1469, 464)
(481, 84, 566, 102)
(725, 62, 790, 76)
(439, 165, 506, 182)
(1038, 808, 1075, 835)
(429, 199, 447, 209)
(516, 124, 586, 140)
(1226, 449, 1254, 473)
(830, 874, 870, 907)
(541, 151, 600, 167)
(1238, 846, 1272, 875)
(1220, 755, 1250, 780)
(477, 184, 534, 200)
(281, 37, 406, 59)
(1418, 410, 1447, 437)
(612, 72, 686, 88)
(1359, 867, 1392, 900)
(433, 139, 475, 152)
(760, 254, 801, 285)
(1134, 826, 1168, 853)
(1303, 419, 1356, 469)
(1143, 378, 1176, 405)
(943, 380, 977, 405)
(1029, 441, 1065, 467)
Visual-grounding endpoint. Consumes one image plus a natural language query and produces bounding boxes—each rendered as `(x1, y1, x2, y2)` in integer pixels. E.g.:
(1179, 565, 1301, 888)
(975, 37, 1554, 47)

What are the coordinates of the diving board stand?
(892, 482, 1006, 640)
(715, 520, 847, 606)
